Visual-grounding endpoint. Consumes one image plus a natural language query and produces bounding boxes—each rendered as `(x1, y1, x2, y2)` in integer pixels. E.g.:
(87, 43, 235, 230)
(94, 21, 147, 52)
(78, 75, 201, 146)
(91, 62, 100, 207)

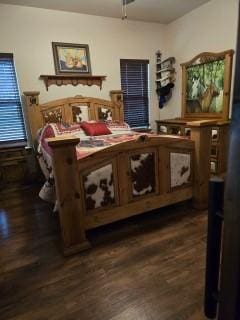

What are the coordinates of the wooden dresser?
(0, 146, 33, 193)
(156, 118, 229, 175)
(155, 50, 234, 176)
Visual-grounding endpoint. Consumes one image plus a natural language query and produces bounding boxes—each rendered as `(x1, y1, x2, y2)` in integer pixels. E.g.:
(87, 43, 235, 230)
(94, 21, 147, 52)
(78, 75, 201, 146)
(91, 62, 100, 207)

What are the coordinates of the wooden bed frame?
(24, 90, 213, 255)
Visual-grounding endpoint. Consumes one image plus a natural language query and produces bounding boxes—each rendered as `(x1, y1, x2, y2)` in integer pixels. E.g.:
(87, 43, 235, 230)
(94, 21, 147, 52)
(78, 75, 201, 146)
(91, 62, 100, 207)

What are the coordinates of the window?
(120, 59, 149, 128)
(0, 53, 26, 145)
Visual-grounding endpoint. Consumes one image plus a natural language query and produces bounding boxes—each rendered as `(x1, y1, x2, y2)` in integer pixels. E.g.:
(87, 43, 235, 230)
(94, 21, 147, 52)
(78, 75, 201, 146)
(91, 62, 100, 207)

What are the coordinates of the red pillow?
(81, 121, 112, 136)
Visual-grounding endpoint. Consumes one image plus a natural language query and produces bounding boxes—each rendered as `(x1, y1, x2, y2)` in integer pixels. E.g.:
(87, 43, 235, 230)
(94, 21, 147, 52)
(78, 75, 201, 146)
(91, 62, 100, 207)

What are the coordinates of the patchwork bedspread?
(37, 123, 185, 207)
(36, 123, 148, 205)
(75, 133, 155, 159)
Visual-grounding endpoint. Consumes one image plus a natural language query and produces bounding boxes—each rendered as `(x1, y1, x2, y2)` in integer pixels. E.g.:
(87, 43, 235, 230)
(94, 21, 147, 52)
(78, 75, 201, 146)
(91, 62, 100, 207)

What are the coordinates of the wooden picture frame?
(181, 50, 234, 120)
(52, 42, 92, 75)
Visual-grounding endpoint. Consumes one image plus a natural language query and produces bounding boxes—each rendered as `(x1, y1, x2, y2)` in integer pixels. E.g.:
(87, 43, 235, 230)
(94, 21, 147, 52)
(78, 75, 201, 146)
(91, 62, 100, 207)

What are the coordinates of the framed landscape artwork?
(181, 50, 234, 120)
(52, 42, 92, 75)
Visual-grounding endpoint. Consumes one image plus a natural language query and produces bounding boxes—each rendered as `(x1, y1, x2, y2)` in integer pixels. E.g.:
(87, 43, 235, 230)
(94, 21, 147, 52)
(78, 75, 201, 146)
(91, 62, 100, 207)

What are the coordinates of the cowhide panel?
(72, 105, 89, 123)
(83, 163, 115, 211)
(42, 108, 62, 123)
(98, 107, 113, 121)
(130, 153, 156, 197)
(170, 152, 191, 188)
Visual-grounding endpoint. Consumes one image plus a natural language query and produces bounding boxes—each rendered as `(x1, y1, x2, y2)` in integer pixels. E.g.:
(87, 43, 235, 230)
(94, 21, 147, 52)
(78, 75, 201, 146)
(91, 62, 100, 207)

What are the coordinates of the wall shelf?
(39, 74, 106, 91)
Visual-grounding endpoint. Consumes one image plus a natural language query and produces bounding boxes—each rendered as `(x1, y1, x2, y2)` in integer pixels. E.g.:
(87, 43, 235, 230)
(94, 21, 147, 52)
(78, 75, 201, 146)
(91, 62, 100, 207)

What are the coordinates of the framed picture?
(52, 42, 91, 75)
(181, 50, 234, 120)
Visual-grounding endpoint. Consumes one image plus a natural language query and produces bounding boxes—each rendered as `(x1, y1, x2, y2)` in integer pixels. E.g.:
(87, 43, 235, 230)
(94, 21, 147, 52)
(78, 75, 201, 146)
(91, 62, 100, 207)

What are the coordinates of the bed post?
(23, 91, 42, 144)
(47, 136, 91, 255)
(188, 120, 215, 209)
(110, 90, 124, 121)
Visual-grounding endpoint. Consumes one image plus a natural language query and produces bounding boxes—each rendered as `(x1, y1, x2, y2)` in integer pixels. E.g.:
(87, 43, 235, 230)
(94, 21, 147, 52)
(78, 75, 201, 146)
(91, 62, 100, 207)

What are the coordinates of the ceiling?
(0, 0, 210, 24)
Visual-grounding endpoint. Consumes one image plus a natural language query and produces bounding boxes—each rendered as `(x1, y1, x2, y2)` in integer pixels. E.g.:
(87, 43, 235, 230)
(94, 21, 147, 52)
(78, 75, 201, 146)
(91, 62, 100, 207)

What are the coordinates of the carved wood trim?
(180, 50, 234, 67)
(23, 90, 124, 144)
(39, 75, 106, 91)
(181, 50, 234, 120)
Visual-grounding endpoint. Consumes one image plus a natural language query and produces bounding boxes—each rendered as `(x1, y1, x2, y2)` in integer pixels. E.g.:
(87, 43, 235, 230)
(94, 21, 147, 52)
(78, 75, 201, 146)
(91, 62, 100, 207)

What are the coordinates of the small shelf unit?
(39, 74, 106, 91)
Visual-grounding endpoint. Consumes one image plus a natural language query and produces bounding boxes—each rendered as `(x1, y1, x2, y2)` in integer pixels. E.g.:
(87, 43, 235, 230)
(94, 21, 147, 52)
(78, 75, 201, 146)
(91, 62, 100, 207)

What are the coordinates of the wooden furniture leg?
(188, 120, 214, 209)
(47, 137, 91, 255)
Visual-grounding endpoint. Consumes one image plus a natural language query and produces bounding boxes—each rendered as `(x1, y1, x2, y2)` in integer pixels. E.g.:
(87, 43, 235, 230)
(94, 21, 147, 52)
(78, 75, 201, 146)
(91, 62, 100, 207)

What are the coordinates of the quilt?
(37, 122, 184, 207)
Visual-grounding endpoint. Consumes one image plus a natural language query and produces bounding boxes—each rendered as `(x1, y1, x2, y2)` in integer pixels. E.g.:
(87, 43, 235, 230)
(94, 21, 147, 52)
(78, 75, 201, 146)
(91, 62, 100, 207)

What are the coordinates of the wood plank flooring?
(0, 185, 208, 320)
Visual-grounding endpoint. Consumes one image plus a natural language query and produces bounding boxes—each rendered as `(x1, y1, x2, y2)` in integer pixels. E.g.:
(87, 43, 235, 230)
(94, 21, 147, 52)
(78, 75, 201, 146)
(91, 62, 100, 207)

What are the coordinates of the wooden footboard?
(48, 123, 212, 255)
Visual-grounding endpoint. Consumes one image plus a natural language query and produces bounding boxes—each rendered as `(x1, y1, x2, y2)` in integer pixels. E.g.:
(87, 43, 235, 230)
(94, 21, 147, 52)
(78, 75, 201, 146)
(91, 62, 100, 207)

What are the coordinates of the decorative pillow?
(81, 121, 112, 136)
(105, 120, 130, 131)
(38, 124, 56, 157)
(38, 123, 86, 155)
(52, 122, 83, 135)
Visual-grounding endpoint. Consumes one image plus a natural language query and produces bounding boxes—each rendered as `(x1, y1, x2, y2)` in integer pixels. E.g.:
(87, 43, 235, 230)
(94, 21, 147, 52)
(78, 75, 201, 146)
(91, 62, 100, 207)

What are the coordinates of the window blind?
(0, 53, 26, 144)
(120, 59, 149, 128)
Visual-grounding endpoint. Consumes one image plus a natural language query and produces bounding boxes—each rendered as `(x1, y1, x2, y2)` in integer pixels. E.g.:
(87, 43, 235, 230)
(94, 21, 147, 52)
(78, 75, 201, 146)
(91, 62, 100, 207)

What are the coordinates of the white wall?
(0, 0, 239, 127)
(160, 0, 239, 120)
(0, 4, 167, 128)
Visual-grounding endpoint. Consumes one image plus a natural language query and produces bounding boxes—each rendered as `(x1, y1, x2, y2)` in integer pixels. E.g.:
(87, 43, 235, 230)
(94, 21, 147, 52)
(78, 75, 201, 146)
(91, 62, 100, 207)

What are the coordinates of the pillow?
(38, 124, 56, 157)
(53, 122, 83, 135)
(38, 124, 56, 142)
(38, 123, 86, 155)
(81, 121, 112, 136)
(105, 120, 130, 131)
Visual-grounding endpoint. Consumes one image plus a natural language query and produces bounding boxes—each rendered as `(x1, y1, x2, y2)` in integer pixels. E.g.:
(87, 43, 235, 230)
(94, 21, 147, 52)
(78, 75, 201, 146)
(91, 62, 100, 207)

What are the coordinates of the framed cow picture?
(181, 50, 234, 120)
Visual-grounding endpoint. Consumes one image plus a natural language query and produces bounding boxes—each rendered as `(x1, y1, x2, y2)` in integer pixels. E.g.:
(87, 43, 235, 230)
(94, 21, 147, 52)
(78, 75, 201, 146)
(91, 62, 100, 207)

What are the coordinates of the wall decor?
(181, 50, 234, 120)
(39, 74, 106, 91)
(156, 51, 175, 109)
(52, 42, 91, 75)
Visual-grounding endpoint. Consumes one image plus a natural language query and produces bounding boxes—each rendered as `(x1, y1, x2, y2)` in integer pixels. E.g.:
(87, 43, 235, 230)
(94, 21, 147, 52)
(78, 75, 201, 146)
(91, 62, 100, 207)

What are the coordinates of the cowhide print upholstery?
(130, 153, 156, 197)
(170, 152, 191, 188)
(98, 107, 113, 121)
(42, 108, 62, 123)
(83, 163, 115, 211)
(72, 105, 89, 123)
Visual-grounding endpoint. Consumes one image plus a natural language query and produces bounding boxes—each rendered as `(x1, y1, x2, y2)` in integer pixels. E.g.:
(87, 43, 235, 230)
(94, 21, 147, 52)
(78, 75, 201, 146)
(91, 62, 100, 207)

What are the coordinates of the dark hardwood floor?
(0, 185, 208, 320)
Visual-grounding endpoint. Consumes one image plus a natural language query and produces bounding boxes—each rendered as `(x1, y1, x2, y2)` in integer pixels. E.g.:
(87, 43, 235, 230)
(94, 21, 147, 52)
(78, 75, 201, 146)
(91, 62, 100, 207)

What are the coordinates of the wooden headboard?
(23, 90, 124, 142)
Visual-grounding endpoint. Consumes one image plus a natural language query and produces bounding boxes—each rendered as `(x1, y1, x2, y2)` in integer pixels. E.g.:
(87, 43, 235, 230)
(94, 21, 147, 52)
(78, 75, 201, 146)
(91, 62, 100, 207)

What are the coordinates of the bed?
(24, 90, 213, 255)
